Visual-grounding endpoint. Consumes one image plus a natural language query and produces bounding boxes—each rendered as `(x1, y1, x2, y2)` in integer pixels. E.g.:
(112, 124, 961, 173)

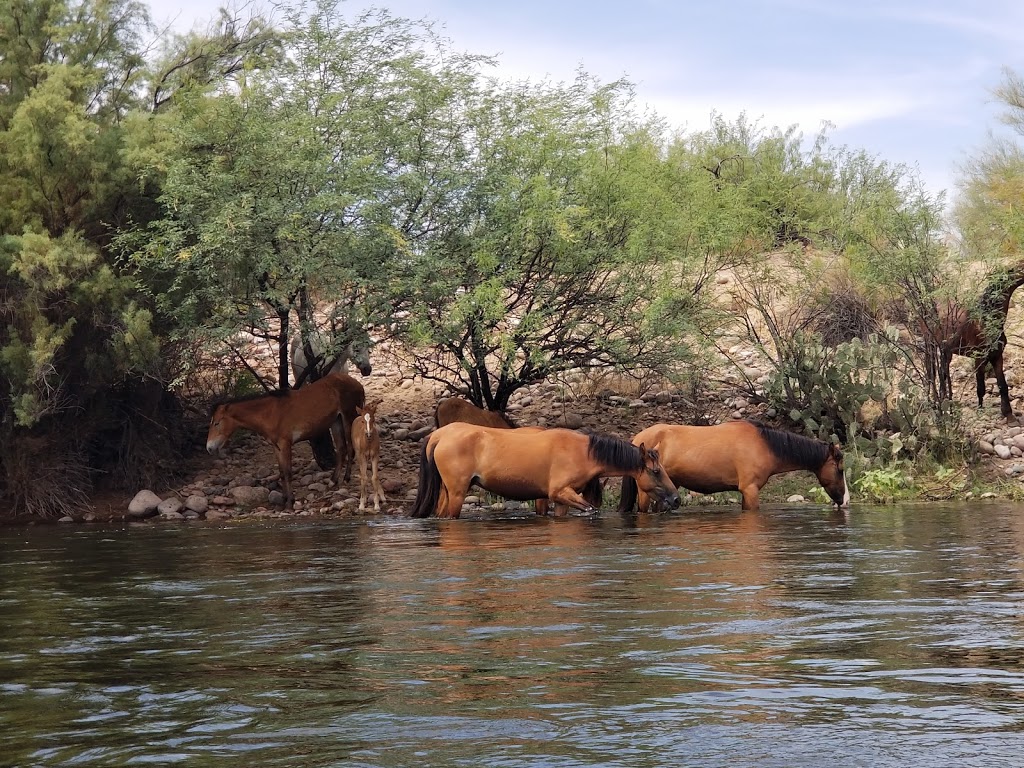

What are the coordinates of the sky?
(147, 0, 1024, 202)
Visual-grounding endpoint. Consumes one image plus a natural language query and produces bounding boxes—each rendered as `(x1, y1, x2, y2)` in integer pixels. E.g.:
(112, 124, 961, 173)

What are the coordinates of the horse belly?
(473, 474, 545, 501)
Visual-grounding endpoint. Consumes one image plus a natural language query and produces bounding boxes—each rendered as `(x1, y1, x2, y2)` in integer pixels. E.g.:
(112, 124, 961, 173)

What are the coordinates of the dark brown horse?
(206, 373, 365, 508)
(617, 421, 848, 514)
(931, 262, 1024, 418)
(434, 397, 518, 429)
(411, 423, 680, 519)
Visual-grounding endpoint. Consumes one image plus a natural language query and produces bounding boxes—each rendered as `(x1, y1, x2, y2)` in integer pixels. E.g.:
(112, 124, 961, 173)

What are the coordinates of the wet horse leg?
(548, 486, 598, 514)
(436, 481, 466, 518)
(740, 483, 761, 512)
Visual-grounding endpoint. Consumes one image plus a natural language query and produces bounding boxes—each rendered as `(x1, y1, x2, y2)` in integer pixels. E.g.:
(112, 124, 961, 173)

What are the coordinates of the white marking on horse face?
(206, 437, 223, 454)
(841, 471, 851, 508)
(364, 413, 371, 431)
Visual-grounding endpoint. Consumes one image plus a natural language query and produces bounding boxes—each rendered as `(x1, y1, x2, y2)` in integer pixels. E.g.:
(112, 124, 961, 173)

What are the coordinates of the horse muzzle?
(358, 363, 372, 376)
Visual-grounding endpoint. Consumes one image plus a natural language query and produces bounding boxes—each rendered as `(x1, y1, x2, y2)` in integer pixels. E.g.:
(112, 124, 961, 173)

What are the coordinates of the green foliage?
(854, 467, 911, 504)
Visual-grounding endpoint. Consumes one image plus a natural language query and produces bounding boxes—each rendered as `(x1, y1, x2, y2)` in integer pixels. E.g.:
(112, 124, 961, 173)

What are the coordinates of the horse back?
(435, 398, 514, 429)
(634, 422, 762, 491)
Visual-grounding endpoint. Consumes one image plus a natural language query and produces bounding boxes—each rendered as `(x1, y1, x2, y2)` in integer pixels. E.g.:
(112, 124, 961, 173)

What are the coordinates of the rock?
(995, 444, 1012, 459)
(157, 497, 183, 516)
(58, 515, 75, 523)
(160, 510, 186, 521)
(128, 490, 162, 518)
(381, 478, 404, 494)
(205, 508, 232, 521)
(268, 490, 286, 506)
(392, 428, 410, 440)
(211, 495, 234, 505)
(408, 426, 433, 440)
(557, 413, 585, 429)
(184, 494, 208, 514)
(787, 494, 806, 503)
(628, 399, 646, 408)
(979, 440, 996, 455)
(230, 485, 270, 506)
(980, 492, 998, 499)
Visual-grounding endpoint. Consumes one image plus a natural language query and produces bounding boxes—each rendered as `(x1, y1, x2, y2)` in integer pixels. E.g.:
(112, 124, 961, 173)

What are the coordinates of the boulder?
(230, 485, 270, 506)
(128, 490, 162, 518)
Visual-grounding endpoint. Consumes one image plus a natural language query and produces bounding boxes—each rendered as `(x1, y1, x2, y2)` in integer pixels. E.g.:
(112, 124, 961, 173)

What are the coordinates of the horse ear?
(637, 442, 648, 458)
(356, 405, 365, 415)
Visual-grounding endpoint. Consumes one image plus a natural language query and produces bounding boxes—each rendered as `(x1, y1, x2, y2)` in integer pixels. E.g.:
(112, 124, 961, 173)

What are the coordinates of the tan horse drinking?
(617, 420, 849, 514)
(410, 423, 680, 519)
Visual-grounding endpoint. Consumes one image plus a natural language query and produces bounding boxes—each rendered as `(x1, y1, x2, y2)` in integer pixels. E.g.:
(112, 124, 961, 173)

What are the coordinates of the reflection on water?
(3, 504, 1024, 766)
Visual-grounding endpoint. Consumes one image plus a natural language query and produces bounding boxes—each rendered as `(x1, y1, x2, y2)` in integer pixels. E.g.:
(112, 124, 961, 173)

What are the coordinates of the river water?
(3, 504, 1024, 766)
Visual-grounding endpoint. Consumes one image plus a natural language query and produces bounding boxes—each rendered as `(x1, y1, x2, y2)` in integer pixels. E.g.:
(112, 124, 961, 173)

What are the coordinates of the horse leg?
(338, 414, 355, 482)
(357, 443, 369, 511)
(436, 481, 466, 518)
(636, 488, 652, 514)
(740, 484, 761, 512)
(992, 350, 1013, 418)
(974, 358, 987, 409)
(371, 449, 386, 511)
(534, 499, 549, 516)
(330, 420, 344, 486)
(275, 440, 294, 509)
(548, 487, 597, 514)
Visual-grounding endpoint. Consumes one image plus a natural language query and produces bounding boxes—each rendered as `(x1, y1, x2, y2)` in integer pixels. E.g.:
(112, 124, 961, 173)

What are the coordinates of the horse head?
(205, 403, 235, 455)
(636, 442, 680, 510)
(347, 331, 373, 376)
(818, 443, 850, 508)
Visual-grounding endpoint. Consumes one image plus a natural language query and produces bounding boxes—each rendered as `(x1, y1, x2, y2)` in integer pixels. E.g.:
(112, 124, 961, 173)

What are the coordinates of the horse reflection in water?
(410, 423, 679, 519)
(618, 420, 849, 514)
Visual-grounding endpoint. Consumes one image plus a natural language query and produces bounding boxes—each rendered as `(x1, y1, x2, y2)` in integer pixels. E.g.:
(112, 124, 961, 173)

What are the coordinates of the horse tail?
(582, 477, 603, 508)
(617, 475, 638, 514)
(410, 440, 441, 518)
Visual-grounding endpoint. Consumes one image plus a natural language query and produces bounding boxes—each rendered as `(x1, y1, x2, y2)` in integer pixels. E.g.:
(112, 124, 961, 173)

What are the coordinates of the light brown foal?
(351, 401, 387, 511)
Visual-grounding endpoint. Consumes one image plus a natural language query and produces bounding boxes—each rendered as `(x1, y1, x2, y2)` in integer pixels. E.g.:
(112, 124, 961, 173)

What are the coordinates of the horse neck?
(982, 270, 1024, 317)
(224, 398, 280, 439)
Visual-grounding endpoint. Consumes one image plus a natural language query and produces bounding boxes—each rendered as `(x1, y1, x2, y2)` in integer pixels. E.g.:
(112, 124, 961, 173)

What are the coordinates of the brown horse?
(410, 423, 679, 519)
(206, 373, 365, 508)
(617, 421, 849, 514)
(432, 397, 598, 514)
(434, 397, 518, 429)
(352, 400, 387, 512)
(930, 262, 1024, 418)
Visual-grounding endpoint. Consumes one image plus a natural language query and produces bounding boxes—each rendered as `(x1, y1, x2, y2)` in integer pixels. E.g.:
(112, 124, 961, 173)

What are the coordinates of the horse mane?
(980, 263, 1024, 314)
(499, 410, 518, 428)
(587, 433, 642, 471)
(209, 388, 287, 415)
(752, 421, 830, 469)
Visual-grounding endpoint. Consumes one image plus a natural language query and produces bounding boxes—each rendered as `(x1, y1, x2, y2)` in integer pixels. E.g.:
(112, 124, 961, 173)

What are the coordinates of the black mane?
(209, 388, 287, 416)
(587, 432, 643, 471)
(752, 421, 830, 469)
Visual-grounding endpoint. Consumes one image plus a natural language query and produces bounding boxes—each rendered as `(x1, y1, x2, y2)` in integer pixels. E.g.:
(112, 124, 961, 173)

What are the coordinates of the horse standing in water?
(351, 401, 387, 512)
(432, 397, 599, 514)
(617, 421, 849, 514)
(411, 423, 679, 519)
(206, 373, 365, 509)
(929, 262, 1024, 418)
